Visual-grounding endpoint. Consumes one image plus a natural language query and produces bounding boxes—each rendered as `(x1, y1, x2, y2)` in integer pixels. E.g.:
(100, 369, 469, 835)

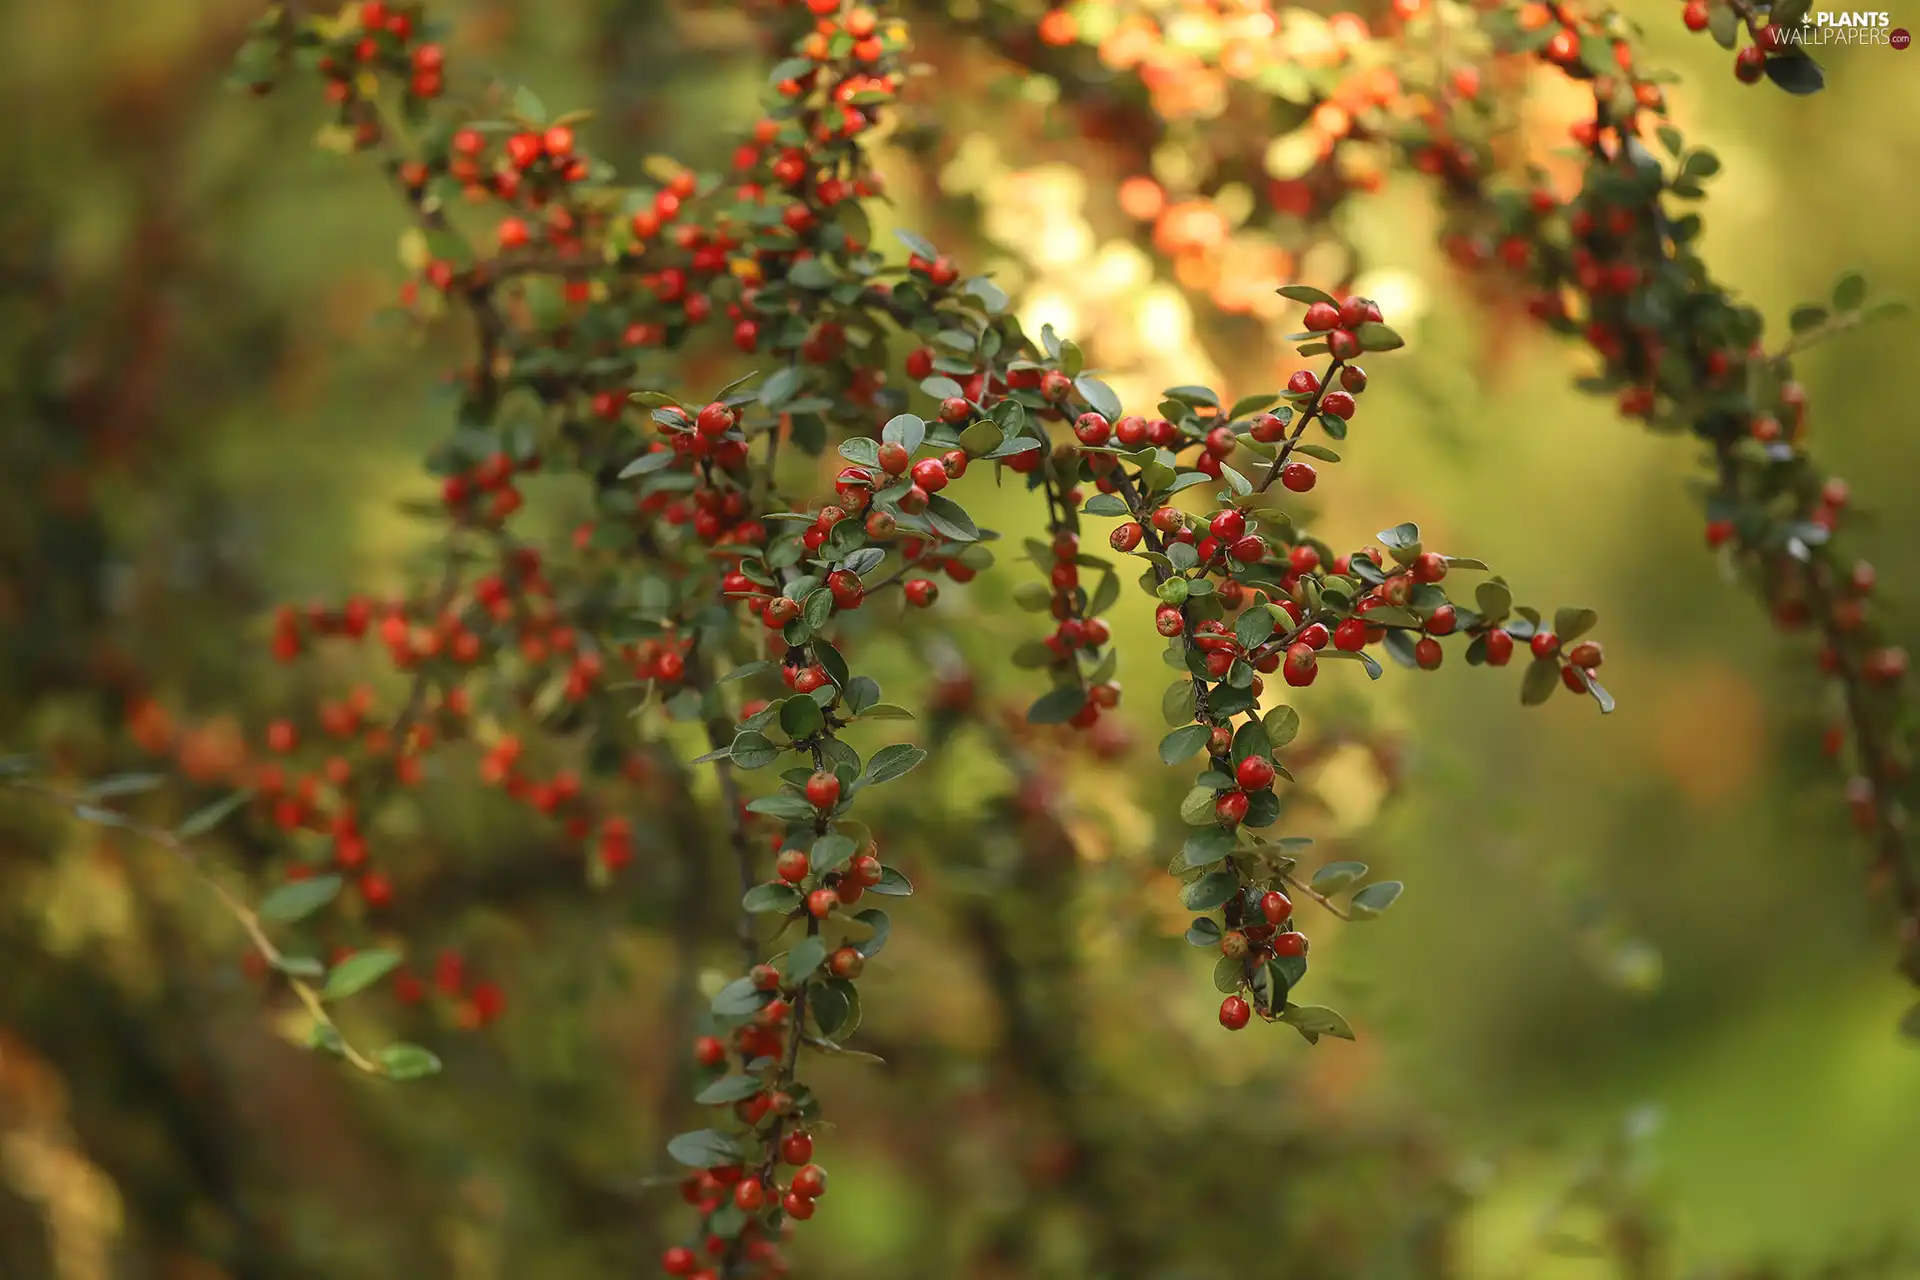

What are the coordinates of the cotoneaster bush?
(1, 1, 1911, 1278)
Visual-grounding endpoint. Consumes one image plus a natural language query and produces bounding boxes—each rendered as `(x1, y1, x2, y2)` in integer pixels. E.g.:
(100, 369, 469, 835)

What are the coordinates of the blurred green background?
(2, 0, 1917, 1277)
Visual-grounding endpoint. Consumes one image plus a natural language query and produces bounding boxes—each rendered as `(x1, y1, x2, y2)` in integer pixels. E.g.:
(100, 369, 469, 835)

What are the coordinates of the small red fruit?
(804, 771, 841, 810)
(1219, 995, 1252, 1030)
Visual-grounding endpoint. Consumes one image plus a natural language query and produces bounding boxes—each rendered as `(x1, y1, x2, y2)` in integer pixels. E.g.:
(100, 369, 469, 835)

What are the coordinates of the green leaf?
(1027, 684, 1088, 725)
(784, 936, 829, 980)
(850, 907, 891, 957)
(856, 703, 915, 721)
(1521, 658, 1560, 706)
(377, 1043, 443, 1081)
(864, 743, 927, 785)
(1475, 581, 1513, 619)
(1084, 493, 1129, 517)
(1279, 1004, 1355, 1045)
(743, 882, 803, 914)
(83, 772, 165, 799)
(802, 588, 835, 631)
(958, 419, 1003, 456)
(1179, 826, 1238, 871)
(1377, 522, 1420, 549)
(729, 731, 780, 770)
(258, 875, 342, 923)
(1833, 271, 1867, 313)
(1763, 49, 1824, 96)
(925, 494, 980, 542)
(176, 789, 254, 839)
(810, 834, 857, 875)
(1262, 706, 1301, 751)
(1179, 787, 1220, 826)
(1706, 2, 1738, 47)
(1213, 955, 1244, 994)
(1552, 607, 1598, 642)
(1789, 304, 1828, 334)
(1186, 917, 1223, 946)
(882, 412, 927, 452)
(1162, 678, 1197, 727)
(711, 977, 768, 1017)
(1058, 339, 1084, 377)
(510, 84, 547, 123)
(1354, 322, 1404, 352)
(322, 948, 402, 1001)
(1310, 861, 1368, 894)
(1182, 868, 1242, 911)
(1276, 284, 1336, 305)
(1075, 376, 1123, 420)
(1348, 880, 1404, 920)
(869, 866, 913, 896)
(695, 1074, 766, 1105)
(780, 696, 826, 739)
(667, 1129, 744, 1169)
(747, 794, 817, 821)
(1159, 724, 1212, 765)
(270, 953, 324, 979)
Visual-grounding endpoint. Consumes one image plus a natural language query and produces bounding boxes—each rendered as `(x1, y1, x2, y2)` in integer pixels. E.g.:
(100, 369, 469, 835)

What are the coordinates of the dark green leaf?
(864, 744, 926, 785)
(1348, 880, 1404, 919)
(1159, 724, 1211, 765)
(869, 866, 913, 896)
(695, 1074, 766, 1105)
(667, 1129, 744, 1169)
(1310, 861, 1368, 893)
(1182, 867, 1242, 911)
(851, 907, 891, 957)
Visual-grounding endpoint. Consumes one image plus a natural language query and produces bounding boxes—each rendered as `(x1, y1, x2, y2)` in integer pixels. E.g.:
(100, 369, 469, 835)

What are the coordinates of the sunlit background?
(2, 0, 1918, 1276)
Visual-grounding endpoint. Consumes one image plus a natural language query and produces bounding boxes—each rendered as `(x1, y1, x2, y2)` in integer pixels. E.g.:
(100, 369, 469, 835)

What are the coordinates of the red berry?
(1286, 369, 1320, 395)
(910, 457, 948, 493)
(1338, 296, 1383, 328)
(1484, 629, 1515, 666)
(781, 1131, 814, 1165)
(904, 578, 939, 608)
(1219, 995, 1252, 1030)
(1272, 931, 1308, 957)
(1334, 617, 1369, 652)
(1260, 890, 1293, 925)
(1567, 640, 1603, 669)
(1215, 789, 1250, 825)
(1302, 301, 1341, 332)
(695, 402, 735, 437)
(1411, 552, 1448, 583)
(1235, 755, 1276, 791)
(1208, 509, 1246, 542)
(1319, 391, 1356, 420)
(807, 888, 837, 918)
(1530, 631, 1559, 660)
(1414, 637, 1443, 669)
(791, 1164, 828, 1198)
(804, 771, 841, 810)
(1281, 461, 1317, 492)
(776, 850, 810, 883)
